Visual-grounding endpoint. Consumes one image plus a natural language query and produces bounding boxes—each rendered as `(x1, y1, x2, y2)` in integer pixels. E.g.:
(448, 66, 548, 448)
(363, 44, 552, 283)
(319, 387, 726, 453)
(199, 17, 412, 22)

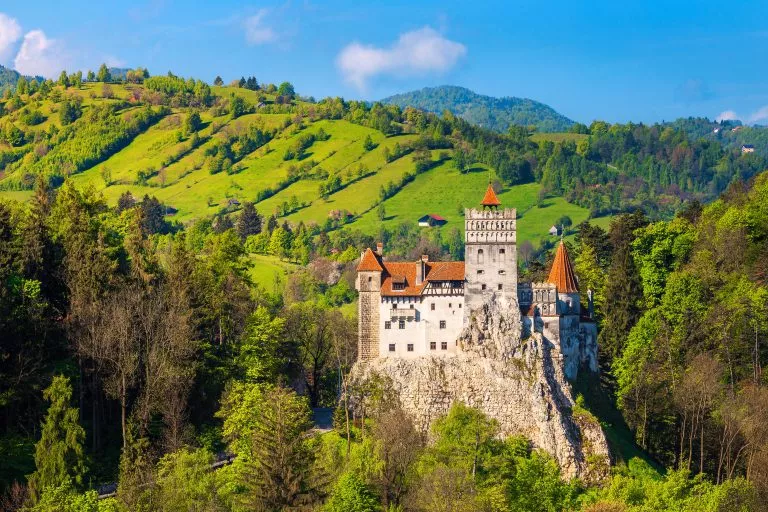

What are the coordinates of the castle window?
(441, 342, 448, 350)
(477, 269, 484, 274)
(399, 320, 405, 329)
(368, 276, 372, 282)
(499, 248, 505, 254)
(481, 284, 487, 290)
(440, 320, 446, 329)
(430, 342, 436, 350)
(385, 321, 391, 329)
(499, 248, 506, 262)
(498, 270, 505, 275)
(498, 284, 503, 290)
(392, 303, 397, 309)
(389, 344, 395, 352)
(477, 249, 484, 264)
(407, 344, 414, 352)
(431, 303, 435, 311)
(459, 303, 462, 308)
(449, 303, 452, 308)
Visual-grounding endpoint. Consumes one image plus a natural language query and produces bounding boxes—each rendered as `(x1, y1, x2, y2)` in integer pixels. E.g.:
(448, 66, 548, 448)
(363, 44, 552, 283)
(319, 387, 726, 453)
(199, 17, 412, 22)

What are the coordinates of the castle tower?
(356, 245, 383, 361)
(464, 184, 518, 316)
(548, 241, 579, 316)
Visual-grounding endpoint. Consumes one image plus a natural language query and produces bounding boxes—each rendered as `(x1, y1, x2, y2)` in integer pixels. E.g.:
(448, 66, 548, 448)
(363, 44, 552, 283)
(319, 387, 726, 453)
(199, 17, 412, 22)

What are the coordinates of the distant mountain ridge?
(381, 85, 574, 133)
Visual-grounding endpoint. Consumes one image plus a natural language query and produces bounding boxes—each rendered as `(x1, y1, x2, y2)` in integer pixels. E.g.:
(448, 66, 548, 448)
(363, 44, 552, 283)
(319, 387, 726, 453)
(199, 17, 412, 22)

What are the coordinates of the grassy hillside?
(0, 79, 608, 249)
(381, 85, 574, 133)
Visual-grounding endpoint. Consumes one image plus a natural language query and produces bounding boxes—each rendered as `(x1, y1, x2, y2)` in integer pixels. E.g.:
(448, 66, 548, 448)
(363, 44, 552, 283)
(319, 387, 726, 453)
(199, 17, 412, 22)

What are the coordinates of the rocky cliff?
(351, 294, 610, 480)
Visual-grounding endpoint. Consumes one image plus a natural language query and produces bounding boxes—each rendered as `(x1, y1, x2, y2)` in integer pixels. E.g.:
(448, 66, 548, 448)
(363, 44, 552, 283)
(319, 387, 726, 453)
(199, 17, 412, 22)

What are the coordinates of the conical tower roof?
(548, 241, 579, 293)
(481, 183, 501, 208)
(357, 248, 383, 272)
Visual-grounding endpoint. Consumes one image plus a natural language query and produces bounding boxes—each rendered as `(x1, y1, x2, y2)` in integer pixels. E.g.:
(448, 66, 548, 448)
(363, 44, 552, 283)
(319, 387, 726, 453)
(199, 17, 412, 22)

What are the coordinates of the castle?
(356, 184, 598, 380)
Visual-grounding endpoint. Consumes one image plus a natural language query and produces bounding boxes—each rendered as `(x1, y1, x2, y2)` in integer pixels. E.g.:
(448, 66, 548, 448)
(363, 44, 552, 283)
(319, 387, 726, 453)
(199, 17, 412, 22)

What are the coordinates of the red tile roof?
(428, 214, 446, 221)
(425, 261, 465, 281)
(548, 242, 579, 293)
(481, 184, 501, 207)
(356, 248, 384, 272)
(379, 260, 465, 296)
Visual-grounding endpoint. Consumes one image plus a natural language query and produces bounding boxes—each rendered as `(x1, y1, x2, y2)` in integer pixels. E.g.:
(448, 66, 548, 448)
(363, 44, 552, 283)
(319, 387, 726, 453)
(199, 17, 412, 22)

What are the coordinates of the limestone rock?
(352, 293, 610, 479)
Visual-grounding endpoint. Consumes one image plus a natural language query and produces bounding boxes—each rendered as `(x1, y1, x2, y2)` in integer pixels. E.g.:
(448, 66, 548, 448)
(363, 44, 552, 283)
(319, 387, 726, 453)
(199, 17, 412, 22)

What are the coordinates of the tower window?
(477, 269, 484, 274)
(498, 284, 503, 290)
(368, 276, 372, 282)
(392, 303, 397, 309)
(481, 284, 487, 290)
(499, 248, 505, 254)
(407, 344, 414, 352)
(399, 320, 405, 329)
(498, 270, 505, 275)
(385, 321, 391, 329)
(441, 342, 448, 350)
(431, 303, 435, 311)
(389, 344, 395, 352)
(430, 342, 436, 350)
(440, 320, 446, 329)
(477, 249, 484, 264)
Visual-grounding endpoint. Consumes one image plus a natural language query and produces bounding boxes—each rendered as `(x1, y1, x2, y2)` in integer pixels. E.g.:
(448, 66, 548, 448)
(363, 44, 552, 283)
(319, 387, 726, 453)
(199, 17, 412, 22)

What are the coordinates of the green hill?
(381, 85, 574, 133)
(0, 79, 598, 247)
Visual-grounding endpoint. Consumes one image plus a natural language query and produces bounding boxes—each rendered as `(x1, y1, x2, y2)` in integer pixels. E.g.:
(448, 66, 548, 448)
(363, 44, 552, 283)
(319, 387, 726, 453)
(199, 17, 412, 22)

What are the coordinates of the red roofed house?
(418, 214, 447, 227)
(356, 184, 598, 380)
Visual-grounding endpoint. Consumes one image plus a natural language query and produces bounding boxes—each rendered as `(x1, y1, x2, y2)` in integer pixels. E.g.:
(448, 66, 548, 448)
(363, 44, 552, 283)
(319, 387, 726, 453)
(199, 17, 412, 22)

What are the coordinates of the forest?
(1, 66, 768, 511)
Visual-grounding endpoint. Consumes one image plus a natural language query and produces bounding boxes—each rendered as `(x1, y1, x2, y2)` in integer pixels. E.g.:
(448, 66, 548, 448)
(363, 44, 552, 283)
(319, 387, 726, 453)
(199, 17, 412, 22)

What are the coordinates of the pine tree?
(237, 202, 262, 240)
(242, 386, 315, 510)
(28, 376, 87, 500)
(213, 75, 223, 86)
(598, 212, 647, 362)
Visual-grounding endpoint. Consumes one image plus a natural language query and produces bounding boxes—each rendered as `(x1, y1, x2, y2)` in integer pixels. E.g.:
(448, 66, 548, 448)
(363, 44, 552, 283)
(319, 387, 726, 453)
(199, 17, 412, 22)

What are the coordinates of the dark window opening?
(498, 283, 503, 290)
(430, 342, 436, 350)
(399, 320, 405, 329)
(385, 321, 391, 329)
(441, 342, 448, 350)
(440, 320, 446, 329)
(431, 303, 435, 310)
(388, 344, 395, 352)
(407, 344, 414, 352)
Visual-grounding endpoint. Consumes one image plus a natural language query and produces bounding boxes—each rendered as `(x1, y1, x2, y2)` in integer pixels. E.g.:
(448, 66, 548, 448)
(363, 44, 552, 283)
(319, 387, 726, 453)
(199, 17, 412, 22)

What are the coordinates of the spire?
(357, 247, 384, 272)
(481, 183, 501, 208)
(548, 241, 579, 293)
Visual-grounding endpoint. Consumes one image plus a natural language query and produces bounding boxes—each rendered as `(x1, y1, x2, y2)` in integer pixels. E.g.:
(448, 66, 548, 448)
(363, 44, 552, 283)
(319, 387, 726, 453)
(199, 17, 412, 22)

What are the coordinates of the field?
(351, 161, 602, 246)
(0, 82, 611, 248)
(247, 254, 299, 290)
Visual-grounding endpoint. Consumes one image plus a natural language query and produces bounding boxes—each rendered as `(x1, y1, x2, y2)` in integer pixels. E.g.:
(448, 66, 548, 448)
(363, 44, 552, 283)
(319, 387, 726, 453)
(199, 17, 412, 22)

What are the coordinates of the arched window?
(478, 249, 484, 264)
(499, 248, 505, 262)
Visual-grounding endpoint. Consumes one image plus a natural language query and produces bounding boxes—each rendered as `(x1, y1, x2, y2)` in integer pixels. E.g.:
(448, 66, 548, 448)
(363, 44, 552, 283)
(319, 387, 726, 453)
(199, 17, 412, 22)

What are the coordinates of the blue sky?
(1, 0, 768, 125)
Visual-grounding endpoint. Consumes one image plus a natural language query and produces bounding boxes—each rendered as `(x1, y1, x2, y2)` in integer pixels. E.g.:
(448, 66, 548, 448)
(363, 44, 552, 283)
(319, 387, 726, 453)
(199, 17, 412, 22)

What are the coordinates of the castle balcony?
(390, 308, 417, 320)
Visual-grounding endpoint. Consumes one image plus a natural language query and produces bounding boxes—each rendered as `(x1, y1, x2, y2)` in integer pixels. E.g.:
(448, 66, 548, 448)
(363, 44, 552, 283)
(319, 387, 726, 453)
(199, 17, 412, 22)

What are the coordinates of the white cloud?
(337, 26, 467, 89)
(716, 110, 739, 122)
(0, 13, 22, 64)
(14, 29, 68, 78)
(748, 105, 768, 124)
(244, 9, 276, 45)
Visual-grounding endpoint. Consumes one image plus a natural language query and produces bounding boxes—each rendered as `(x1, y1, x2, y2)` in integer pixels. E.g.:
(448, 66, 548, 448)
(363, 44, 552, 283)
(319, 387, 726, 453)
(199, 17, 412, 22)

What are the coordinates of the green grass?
(247, 254, 299, 291)
(530, 132, 588, 144)
(351, 161, 598, 246)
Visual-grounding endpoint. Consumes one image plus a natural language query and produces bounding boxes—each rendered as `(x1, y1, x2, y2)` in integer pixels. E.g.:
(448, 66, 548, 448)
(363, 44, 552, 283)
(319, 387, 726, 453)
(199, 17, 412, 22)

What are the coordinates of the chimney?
(416, 255, 428, 285)
(376, 242, 383, 255)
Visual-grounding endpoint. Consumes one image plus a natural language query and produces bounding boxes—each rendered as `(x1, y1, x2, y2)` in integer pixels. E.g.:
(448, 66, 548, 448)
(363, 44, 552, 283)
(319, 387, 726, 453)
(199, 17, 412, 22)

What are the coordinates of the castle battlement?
(355, 183, 598, 380)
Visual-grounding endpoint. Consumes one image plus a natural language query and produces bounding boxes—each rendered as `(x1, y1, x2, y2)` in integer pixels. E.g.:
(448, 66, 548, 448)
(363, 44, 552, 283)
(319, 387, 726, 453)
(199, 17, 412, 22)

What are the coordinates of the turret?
(548, 241, 579, 316)
(464, 184, 518, 318)
(356, 246, 384, 360)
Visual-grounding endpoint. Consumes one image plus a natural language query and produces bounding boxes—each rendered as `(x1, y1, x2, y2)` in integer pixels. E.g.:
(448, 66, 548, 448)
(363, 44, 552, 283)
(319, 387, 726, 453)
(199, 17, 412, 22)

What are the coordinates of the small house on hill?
(164, 206, 178, 216)
(227, 198, 241, 207)
(549, 225, 561, 236)
(742, 144, 756, 154)
(418, 214, 447, 227)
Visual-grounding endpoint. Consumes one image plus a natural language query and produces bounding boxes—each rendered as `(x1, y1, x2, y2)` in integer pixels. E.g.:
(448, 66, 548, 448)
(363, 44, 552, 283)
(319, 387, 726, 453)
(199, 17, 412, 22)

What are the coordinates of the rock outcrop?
(352, 294, 610, 479)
